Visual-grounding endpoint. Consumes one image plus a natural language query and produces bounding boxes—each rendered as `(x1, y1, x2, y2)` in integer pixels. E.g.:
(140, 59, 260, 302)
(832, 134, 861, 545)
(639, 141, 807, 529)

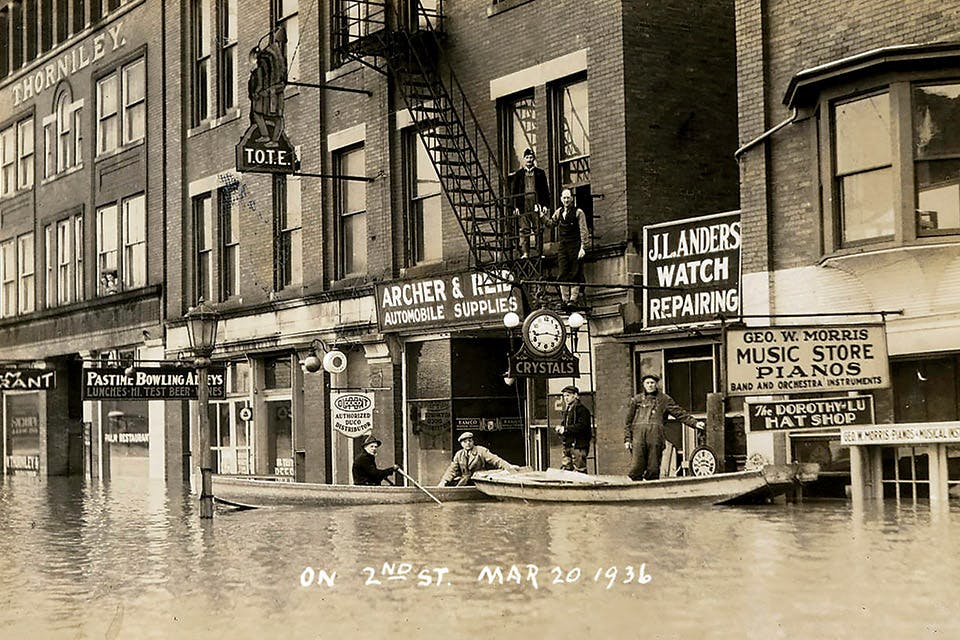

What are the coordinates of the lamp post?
(185, 298, 220, 519)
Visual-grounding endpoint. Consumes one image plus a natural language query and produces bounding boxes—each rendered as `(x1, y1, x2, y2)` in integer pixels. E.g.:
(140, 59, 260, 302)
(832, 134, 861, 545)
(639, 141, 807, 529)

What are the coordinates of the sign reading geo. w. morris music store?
(375, 270, 521, 332)
(726, 324, 889, 396)
(644, 211, 741, 327)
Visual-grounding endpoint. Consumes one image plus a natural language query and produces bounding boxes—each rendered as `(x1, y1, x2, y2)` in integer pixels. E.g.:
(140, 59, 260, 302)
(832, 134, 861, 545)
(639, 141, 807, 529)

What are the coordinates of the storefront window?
(4, 393, 41, 475)
(102, 400, 149, 478)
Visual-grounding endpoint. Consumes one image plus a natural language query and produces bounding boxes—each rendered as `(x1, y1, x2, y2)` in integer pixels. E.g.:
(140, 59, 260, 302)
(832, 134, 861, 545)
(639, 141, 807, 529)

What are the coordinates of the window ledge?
(40, 163, 85, 186)
(187, 108, 242, 139)
(95, 140, 144, 162)
(487, 0, 537, 17)
(0, 189, 33, 205)
(820, 238, 960, 267)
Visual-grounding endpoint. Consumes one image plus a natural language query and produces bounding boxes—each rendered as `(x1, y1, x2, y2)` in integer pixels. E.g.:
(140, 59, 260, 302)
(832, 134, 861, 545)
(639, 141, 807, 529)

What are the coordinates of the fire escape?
(331, 0, 548, 304)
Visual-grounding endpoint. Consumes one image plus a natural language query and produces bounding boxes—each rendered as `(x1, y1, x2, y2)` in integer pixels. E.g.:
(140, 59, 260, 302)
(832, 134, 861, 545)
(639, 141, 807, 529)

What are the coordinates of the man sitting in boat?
(624, 374, 704, 481)
(352, 434, 399, 486)
(556, 385, 593, 474)
(439, 432, 518, 486)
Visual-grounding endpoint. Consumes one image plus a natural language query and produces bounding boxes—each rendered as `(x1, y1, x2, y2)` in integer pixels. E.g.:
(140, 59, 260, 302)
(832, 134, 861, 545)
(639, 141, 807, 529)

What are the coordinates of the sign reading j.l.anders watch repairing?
(726, 324, 889, 396)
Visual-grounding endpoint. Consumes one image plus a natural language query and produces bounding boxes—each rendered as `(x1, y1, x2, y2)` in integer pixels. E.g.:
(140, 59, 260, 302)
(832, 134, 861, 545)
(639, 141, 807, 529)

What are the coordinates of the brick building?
(2, 0, 739, 485)
(0, 1, 169, 480)
(736, 0, 960, 498)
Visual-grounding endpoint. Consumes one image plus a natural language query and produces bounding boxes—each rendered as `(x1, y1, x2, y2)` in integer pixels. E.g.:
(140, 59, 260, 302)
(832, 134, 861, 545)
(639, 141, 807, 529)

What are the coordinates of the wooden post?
(706, 392, 725, 470)
(197, 362, 214, 519)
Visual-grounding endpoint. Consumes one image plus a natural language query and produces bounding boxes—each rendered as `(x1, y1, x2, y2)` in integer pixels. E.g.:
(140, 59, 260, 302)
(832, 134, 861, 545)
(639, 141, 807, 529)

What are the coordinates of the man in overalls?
(624, 374, 704, 481)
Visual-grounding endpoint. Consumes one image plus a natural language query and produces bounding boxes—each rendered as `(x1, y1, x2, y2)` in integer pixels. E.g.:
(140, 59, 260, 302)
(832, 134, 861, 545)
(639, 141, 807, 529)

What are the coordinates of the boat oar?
(395, 466, 443, 506)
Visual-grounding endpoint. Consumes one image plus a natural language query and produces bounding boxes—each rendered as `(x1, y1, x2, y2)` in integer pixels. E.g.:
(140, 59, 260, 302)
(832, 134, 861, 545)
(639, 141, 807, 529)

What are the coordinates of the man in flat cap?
(352, 434, 398, 486)
(438, 431, 517, 486)
(556, 385, 593, 473)
(508, 147, 551, 259)
(624, 374, 704, 481)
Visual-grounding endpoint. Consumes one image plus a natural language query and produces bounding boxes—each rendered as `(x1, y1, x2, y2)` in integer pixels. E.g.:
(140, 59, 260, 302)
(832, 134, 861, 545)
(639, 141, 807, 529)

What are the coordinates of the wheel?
(688, 446, 719, 477)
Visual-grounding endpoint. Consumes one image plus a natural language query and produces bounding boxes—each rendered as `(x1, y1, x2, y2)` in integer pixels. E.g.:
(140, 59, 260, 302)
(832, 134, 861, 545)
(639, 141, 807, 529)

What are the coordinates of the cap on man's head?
(561, 385, 580, 395)
(362, 434, 382, 447)
(458, 431, 475, 442)
(640, 373, 661, 383)
(522, 148, 535, 158)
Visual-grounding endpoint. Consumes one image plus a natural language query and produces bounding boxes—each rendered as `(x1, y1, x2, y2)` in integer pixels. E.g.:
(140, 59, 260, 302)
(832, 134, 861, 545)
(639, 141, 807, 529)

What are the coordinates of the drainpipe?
(734, 107, 799, 159)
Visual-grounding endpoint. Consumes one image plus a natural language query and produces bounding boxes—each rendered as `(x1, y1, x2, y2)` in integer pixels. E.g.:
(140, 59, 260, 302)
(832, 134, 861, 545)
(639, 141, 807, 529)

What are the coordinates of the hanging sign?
(644, 211, 741, 327)
(1, 368, 56, 390)
(509, 345, 580, 379)
(81, 367, 227, 400)
(746, 395, 875, 431)
(331, 391, 375, 437)
(375, 270, 521, 332)
(726, 324, 889, 396)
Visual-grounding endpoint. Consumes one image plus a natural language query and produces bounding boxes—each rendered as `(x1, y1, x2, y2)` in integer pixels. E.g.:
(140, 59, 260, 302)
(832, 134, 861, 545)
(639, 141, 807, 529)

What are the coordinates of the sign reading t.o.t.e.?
(331, 391, 375, 438)
(726, 324, 889, 396)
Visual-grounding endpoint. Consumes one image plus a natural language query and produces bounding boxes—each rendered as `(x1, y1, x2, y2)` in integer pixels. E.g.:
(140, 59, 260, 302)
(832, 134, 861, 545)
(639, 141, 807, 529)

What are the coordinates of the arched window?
(44, 85, 82, 178)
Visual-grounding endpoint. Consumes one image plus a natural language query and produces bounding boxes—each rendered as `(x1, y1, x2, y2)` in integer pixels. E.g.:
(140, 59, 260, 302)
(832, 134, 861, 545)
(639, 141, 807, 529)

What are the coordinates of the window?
(335, 145, 366, 277)
(193, 193, 213, 302)
(45, 89, 83, 178)
(17, 234, 35, 314)
(0, 7, 9, 80)
(552, 76, 590, 220)
(217, 0, 238, 114)
(274, 175, 302, 289)
(273, 0, 299, 80)
(833, 92, 894, 245)
(122, 195, 146, 288)
(97, 194, 144, 295)
(501, 92, 537, 174)
(219, 185, 239, 299)
(913, 83, 960, 236)
(75, 215, 84, 300)
(57, 219, 75, 304)
(45, 225, 55, 307)
(12, 1, 23, 71)
(73, 0, 86, 34)
(56, 0, 69, 44)
(97, 58, 145, 155)
(1, 117, 34, 197)
(191, 0, 211, 125)
(407, 132, 442, 265)
(26, 1, 39, 63)
(0, 240, 15, 317)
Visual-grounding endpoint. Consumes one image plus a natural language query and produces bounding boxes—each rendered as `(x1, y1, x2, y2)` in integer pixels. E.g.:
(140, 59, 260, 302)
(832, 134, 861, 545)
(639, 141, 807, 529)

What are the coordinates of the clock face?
(522, 309, 566, 357)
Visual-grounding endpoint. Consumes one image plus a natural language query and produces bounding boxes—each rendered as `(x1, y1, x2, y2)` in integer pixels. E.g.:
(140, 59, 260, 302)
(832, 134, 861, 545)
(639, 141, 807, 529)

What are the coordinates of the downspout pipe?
(734, 107, 799, 159)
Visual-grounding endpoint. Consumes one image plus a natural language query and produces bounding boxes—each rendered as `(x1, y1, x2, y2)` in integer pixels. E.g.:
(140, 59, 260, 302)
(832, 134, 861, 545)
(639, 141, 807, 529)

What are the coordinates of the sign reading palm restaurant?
(726, 324, 890, 396)
(644, 211, 741, 327)
(82, 367, 226, 400)
(375, 271, 521, 332)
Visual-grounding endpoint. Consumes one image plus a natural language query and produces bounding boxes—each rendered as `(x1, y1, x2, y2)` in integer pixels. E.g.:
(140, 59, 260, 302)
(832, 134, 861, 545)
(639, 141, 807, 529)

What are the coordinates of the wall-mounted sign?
(841, 422, 960, 446)
(81, 367, 226, 400)
(455, 417, 524, 431)
(644, 211, 741, 327)
(375, 270, 521, 332)
(509, 345, 580, 379)
(747, 395, 875, 431)
(1, 369, 56, 391)
(331, 391, 375, 437)
(726, 324, 889, 396)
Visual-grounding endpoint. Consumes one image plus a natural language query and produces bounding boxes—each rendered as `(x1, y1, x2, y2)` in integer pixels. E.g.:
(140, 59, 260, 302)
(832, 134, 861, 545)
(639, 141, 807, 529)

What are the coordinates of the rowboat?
(471, 464, 818, 505)
(212, 474, 487, 508)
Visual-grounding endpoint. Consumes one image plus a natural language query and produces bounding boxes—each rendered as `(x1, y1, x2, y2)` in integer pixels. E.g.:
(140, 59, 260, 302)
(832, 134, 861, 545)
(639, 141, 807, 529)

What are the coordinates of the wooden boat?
(212, 474, 487, 508)
(471, 464, 819, 505)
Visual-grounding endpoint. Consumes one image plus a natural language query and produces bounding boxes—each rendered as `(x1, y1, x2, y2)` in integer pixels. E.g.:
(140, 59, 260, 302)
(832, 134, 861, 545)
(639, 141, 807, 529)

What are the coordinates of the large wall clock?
(521, 309, 567, 357)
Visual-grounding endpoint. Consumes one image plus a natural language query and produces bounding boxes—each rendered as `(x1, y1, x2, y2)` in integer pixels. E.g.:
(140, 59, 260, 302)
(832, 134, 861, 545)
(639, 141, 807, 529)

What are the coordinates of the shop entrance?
(3, 392, 41, 476)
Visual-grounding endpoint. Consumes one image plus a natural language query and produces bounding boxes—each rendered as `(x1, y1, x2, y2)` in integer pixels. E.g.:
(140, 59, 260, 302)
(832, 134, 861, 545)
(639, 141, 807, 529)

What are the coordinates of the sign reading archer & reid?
(82, 367, 226, 400)
(726, 324, 889, 396)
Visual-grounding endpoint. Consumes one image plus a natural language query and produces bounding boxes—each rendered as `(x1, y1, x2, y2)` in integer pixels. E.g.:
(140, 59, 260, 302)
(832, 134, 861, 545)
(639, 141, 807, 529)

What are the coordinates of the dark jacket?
(508, 166, 551, 212)
(352, 451, 395, 486)
(559, 400, 592, 449)
(623, 391, 698, 443)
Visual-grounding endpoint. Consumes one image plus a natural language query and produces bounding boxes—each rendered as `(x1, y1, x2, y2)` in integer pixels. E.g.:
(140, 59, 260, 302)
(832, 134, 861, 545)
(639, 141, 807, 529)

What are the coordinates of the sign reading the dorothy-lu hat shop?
(644, 211, 741, 327)
(747, 395, 875, 431)
(375, 270, 521, 332)
(726, 324, 889, 396)
(1, 368, 56, 390)
(81, 367, 226, 400)
(331, 391, 375, 437)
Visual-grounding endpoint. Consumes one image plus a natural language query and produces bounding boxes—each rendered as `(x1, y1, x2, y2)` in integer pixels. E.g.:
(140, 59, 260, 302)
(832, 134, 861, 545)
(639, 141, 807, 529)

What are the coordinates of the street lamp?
(185, 298, 220, 519)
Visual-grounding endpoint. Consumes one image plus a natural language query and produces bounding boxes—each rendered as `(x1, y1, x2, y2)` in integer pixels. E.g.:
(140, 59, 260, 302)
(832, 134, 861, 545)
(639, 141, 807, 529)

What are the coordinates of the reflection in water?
(2, 477, 959, 638)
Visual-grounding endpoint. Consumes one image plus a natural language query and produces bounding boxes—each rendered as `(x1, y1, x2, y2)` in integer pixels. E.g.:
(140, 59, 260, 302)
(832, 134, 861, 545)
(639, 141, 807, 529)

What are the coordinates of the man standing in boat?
(352, 434, 399, 486)
(624, 374, 704, 481)
(556, 385, 593, 473)
(439, 432, 518, 486)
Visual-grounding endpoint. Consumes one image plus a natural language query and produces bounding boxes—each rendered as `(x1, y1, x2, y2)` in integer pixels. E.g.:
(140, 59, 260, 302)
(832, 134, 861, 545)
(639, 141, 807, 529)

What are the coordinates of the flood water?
(1, 477, 958, 639)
